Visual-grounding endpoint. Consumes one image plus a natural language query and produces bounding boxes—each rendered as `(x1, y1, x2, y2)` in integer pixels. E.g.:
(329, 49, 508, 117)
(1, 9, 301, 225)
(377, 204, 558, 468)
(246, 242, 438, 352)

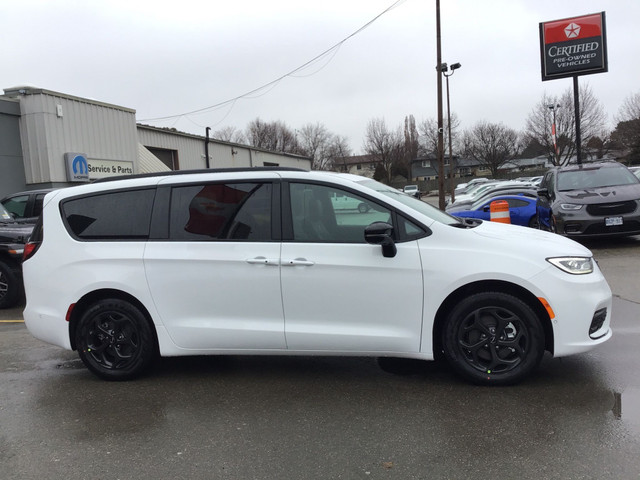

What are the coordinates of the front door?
(280, 182, 424, 353)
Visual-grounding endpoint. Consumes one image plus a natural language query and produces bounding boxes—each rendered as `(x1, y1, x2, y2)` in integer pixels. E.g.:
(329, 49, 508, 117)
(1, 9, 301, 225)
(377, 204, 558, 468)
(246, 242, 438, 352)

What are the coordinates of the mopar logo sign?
(65, 153, 90, 182)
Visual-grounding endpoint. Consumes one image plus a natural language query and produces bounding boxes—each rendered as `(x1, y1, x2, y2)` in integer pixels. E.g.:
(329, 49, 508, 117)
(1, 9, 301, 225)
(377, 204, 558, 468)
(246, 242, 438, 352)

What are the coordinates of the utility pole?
(436, 0, 445, 210)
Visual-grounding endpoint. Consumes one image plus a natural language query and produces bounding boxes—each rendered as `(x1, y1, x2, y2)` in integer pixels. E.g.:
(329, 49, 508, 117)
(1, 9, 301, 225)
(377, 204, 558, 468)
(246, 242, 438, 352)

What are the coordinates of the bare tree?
(324, 135, 352, 171)
(611, 118, 640, 163)
(524, 84, 607, 165)
(616, 91, 640, 123)
(211, 126, 245, 144)
(463, 121, 520, 177)
(363, 118, 403, 184)
(245, 118, 300, 153)
(418, 113, 460, 156)
(403, 115, 419, 181)
(297, 122, 342, 170)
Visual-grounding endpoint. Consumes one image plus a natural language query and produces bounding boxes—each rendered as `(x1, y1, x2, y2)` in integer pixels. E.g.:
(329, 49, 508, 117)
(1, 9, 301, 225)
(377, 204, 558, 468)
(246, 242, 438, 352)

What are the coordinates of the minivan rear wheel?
(75, 299, 156, 380)
(442, 292, 544, 385)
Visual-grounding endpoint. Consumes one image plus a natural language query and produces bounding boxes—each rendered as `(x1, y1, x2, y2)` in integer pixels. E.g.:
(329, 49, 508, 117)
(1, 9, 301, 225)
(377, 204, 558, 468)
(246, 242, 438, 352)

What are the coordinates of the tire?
(358, 203, 370, 213)
(0, 260, 20, 309)
(442, 292, 544, 385)
(75, 299, 156, 381)
(528, 215, 540, 229)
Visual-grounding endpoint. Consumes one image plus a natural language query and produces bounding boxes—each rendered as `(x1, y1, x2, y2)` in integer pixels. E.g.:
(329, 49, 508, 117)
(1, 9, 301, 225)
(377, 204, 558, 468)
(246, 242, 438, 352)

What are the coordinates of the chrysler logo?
(564, 22, 581, 38)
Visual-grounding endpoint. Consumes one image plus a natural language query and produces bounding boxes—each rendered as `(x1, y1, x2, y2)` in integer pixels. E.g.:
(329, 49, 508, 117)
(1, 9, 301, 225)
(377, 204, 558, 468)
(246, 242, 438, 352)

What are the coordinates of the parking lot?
(2, 234, 640, 480)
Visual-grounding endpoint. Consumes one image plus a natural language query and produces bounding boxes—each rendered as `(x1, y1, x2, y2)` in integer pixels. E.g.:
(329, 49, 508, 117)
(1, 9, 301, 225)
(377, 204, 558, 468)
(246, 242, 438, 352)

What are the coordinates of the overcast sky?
(3, 0, 639, 154)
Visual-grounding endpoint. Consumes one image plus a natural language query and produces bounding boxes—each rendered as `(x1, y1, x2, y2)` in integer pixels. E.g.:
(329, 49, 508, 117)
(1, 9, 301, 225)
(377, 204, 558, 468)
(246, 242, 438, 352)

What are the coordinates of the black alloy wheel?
(75, 299, 156, 380)
(442, 292, 544, 385)
(0, 261, 19, 309)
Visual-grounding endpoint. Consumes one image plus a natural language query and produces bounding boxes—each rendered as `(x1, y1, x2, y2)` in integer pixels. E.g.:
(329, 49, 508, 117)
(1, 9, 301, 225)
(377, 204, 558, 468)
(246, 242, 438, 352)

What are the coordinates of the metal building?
(0, 86, 311, 198)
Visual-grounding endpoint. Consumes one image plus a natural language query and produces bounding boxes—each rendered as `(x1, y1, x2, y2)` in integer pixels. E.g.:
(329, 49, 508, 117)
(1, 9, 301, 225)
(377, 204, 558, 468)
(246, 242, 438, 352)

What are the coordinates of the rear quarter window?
(61, 189, 155, 240)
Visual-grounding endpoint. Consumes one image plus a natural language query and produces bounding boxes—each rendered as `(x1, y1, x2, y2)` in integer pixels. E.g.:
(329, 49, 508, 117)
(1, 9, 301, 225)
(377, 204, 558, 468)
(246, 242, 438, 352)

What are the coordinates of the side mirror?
(364, 222, 397, 258)
(537, 187, 550, 198)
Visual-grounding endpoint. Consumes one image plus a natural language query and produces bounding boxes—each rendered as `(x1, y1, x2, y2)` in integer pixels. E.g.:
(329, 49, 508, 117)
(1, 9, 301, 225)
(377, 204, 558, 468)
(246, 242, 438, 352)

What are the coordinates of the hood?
(469, 219, 591, 258)
(558, 183, 640, 204)
(0, 222, 34, 244)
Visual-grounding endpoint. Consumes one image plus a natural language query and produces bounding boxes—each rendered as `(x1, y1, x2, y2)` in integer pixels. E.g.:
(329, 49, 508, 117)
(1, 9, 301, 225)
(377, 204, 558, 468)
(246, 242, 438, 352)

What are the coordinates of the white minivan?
(22, 168, 612, 385)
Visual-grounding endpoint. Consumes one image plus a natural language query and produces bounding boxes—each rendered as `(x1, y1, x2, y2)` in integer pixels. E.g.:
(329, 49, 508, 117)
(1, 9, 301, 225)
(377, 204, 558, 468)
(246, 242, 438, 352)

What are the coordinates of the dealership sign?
(539, 12, 607, 81)
(87, 159, 134, 180)
(65, 152, 90, 182)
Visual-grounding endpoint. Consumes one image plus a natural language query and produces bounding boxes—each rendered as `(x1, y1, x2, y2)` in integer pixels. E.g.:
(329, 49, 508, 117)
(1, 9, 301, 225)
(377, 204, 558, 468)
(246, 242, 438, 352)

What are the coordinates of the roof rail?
(93, 166, 307, 183)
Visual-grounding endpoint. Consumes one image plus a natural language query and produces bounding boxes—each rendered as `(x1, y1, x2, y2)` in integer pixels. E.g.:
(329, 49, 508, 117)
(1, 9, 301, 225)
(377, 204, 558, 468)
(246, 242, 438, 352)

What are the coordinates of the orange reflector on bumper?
(538, 297, 555, 320)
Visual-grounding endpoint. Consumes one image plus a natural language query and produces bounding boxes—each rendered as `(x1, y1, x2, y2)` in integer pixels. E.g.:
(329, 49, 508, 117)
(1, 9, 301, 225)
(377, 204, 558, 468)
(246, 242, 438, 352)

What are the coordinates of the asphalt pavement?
(1, 232, 639, 480)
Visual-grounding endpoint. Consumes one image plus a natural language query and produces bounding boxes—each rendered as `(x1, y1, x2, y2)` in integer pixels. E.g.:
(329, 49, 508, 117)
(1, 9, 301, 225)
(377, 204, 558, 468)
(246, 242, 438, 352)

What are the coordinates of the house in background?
(334, 154, 377, 178)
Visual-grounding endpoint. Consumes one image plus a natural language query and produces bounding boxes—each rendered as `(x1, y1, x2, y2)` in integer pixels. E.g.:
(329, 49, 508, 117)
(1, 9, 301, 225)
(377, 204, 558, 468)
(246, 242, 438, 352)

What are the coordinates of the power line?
(139, 0, 406, 123)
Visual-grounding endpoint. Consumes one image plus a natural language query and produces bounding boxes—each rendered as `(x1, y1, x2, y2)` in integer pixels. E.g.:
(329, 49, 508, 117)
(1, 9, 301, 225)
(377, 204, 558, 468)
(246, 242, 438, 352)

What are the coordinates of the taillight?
(23, 241, 40, 261)
(24, 217, 43, 261)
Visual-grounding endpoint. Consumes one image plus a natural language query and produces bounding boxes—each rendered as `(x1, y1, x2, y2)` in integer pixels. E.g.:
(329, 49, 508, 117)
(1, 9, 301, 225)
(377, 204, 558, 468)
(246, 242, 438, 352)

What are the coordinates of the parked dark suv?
(0, 203, 34, 308)
(1, 188, 54, 225)
(537, 161, 640, 238)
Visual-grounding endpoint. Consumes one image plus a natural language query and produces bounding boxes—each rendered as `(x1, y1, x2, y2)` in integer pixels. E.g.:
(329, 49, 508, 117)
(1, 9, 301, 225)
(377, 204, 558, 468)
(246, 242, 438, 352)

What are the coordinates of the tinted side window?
(540, 172, 553, 191)
(2, 195, 29, 218)
(62, 189, 155, 240)
(34, 194, 47, 217)
(505, 199, 529, 208)
(400, 216, 426, 241)
(169, 183, 272, 241)
(289, 183, 391, 243)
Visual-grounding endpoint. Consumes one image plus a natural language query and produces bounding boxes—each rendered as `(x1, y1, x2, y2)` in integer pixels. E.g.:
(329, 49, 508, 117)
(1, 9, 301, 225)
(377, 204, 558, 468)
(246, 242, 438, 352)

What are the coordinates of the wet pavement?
(1, 236, 640, 479)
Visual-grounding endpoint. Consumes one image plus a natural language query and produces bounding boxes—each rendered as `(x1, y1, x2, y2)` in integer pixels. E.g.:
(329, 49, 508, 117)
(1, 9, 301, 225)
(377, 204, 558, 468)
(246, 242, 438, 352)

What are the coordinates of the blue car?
(453, 194, 538, 227)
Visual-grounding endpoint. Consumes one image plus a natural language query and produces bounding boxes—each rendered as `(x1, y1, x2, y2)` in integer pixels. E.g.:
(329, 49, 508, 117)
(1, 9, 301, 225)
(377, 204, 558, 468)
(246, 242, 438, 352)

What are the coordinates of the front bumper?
(532, 262, 612, 357)
(556, 209, 640, 237)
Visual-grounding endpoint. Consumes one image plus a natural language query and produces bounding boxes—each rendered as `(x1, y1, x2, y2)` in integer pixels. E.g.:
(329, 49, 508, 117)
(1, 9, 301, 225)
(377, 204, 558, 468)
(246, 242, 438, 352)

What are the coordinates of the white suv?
(23, 168, 612, 384)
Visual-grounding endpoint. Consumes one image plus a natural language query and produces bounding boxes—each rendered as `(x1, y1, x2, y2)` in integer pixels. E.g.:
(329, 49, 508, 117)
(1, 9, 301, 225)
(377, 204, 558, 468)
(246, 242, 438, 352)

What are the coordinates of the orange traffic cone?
(490, 200, 511, 224)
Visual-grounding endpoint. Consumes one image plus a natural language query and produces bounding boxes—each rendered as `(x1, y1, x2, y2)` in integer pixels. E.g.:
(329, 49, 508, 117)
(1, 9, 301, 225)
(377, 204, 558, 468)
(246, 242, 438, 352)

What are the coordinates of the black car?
(537, 161, 640, 237)
(0, 203, 34, 308)
(1, 188, 54, 224)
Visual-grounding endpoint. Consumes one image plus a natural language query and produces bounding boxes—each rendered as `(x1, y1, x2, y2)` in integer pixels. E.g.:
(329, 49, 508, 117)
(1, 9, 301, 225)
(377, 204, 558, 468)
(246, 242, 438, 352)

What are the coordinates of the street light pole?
(443, 62, 461, 203)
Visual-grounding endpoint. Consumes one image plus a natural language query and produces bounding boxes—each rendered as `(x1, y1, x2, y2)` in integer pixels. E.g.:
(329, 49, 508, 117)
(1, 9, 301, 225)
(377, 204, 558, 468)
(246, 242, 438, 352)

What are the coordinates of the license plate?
(605, 216, 623, 227)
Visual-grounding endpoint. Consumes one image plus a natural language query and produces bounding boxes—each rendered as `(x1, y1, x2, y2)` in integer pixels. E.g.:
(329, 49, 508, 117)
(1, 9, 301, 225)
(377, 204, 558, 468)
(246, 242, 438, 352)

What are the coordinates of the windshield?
(557, 166, 640, 191)
(0, 203, 14, 222)
(358, 179, 460, 225)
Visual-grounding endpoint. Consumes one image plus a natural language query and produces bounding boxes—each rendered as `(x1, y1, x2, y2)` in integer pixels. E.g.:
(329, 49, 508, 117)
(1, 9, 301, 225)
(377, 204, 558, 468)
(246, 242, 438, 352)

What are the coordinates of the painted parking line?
(0, 320, 24, 323)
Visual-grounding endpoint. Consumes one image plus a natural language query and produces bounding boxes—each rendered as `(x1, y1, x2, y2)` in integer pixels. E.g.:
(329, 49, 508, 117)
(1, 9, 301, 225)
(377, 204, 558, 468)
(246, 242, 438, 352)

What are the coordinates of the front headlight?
(560, 203, 583, 210)
(547, 256, 593, 275)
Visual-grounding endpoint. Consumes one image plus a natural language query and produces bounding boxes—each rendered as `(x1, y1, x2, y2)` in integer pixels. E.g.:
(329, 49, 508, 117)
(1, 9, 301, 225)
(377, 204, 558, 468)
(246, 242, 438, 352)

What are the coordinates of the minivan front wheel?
(75, 299, 156, 380)
(442, 292, 544, 385)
